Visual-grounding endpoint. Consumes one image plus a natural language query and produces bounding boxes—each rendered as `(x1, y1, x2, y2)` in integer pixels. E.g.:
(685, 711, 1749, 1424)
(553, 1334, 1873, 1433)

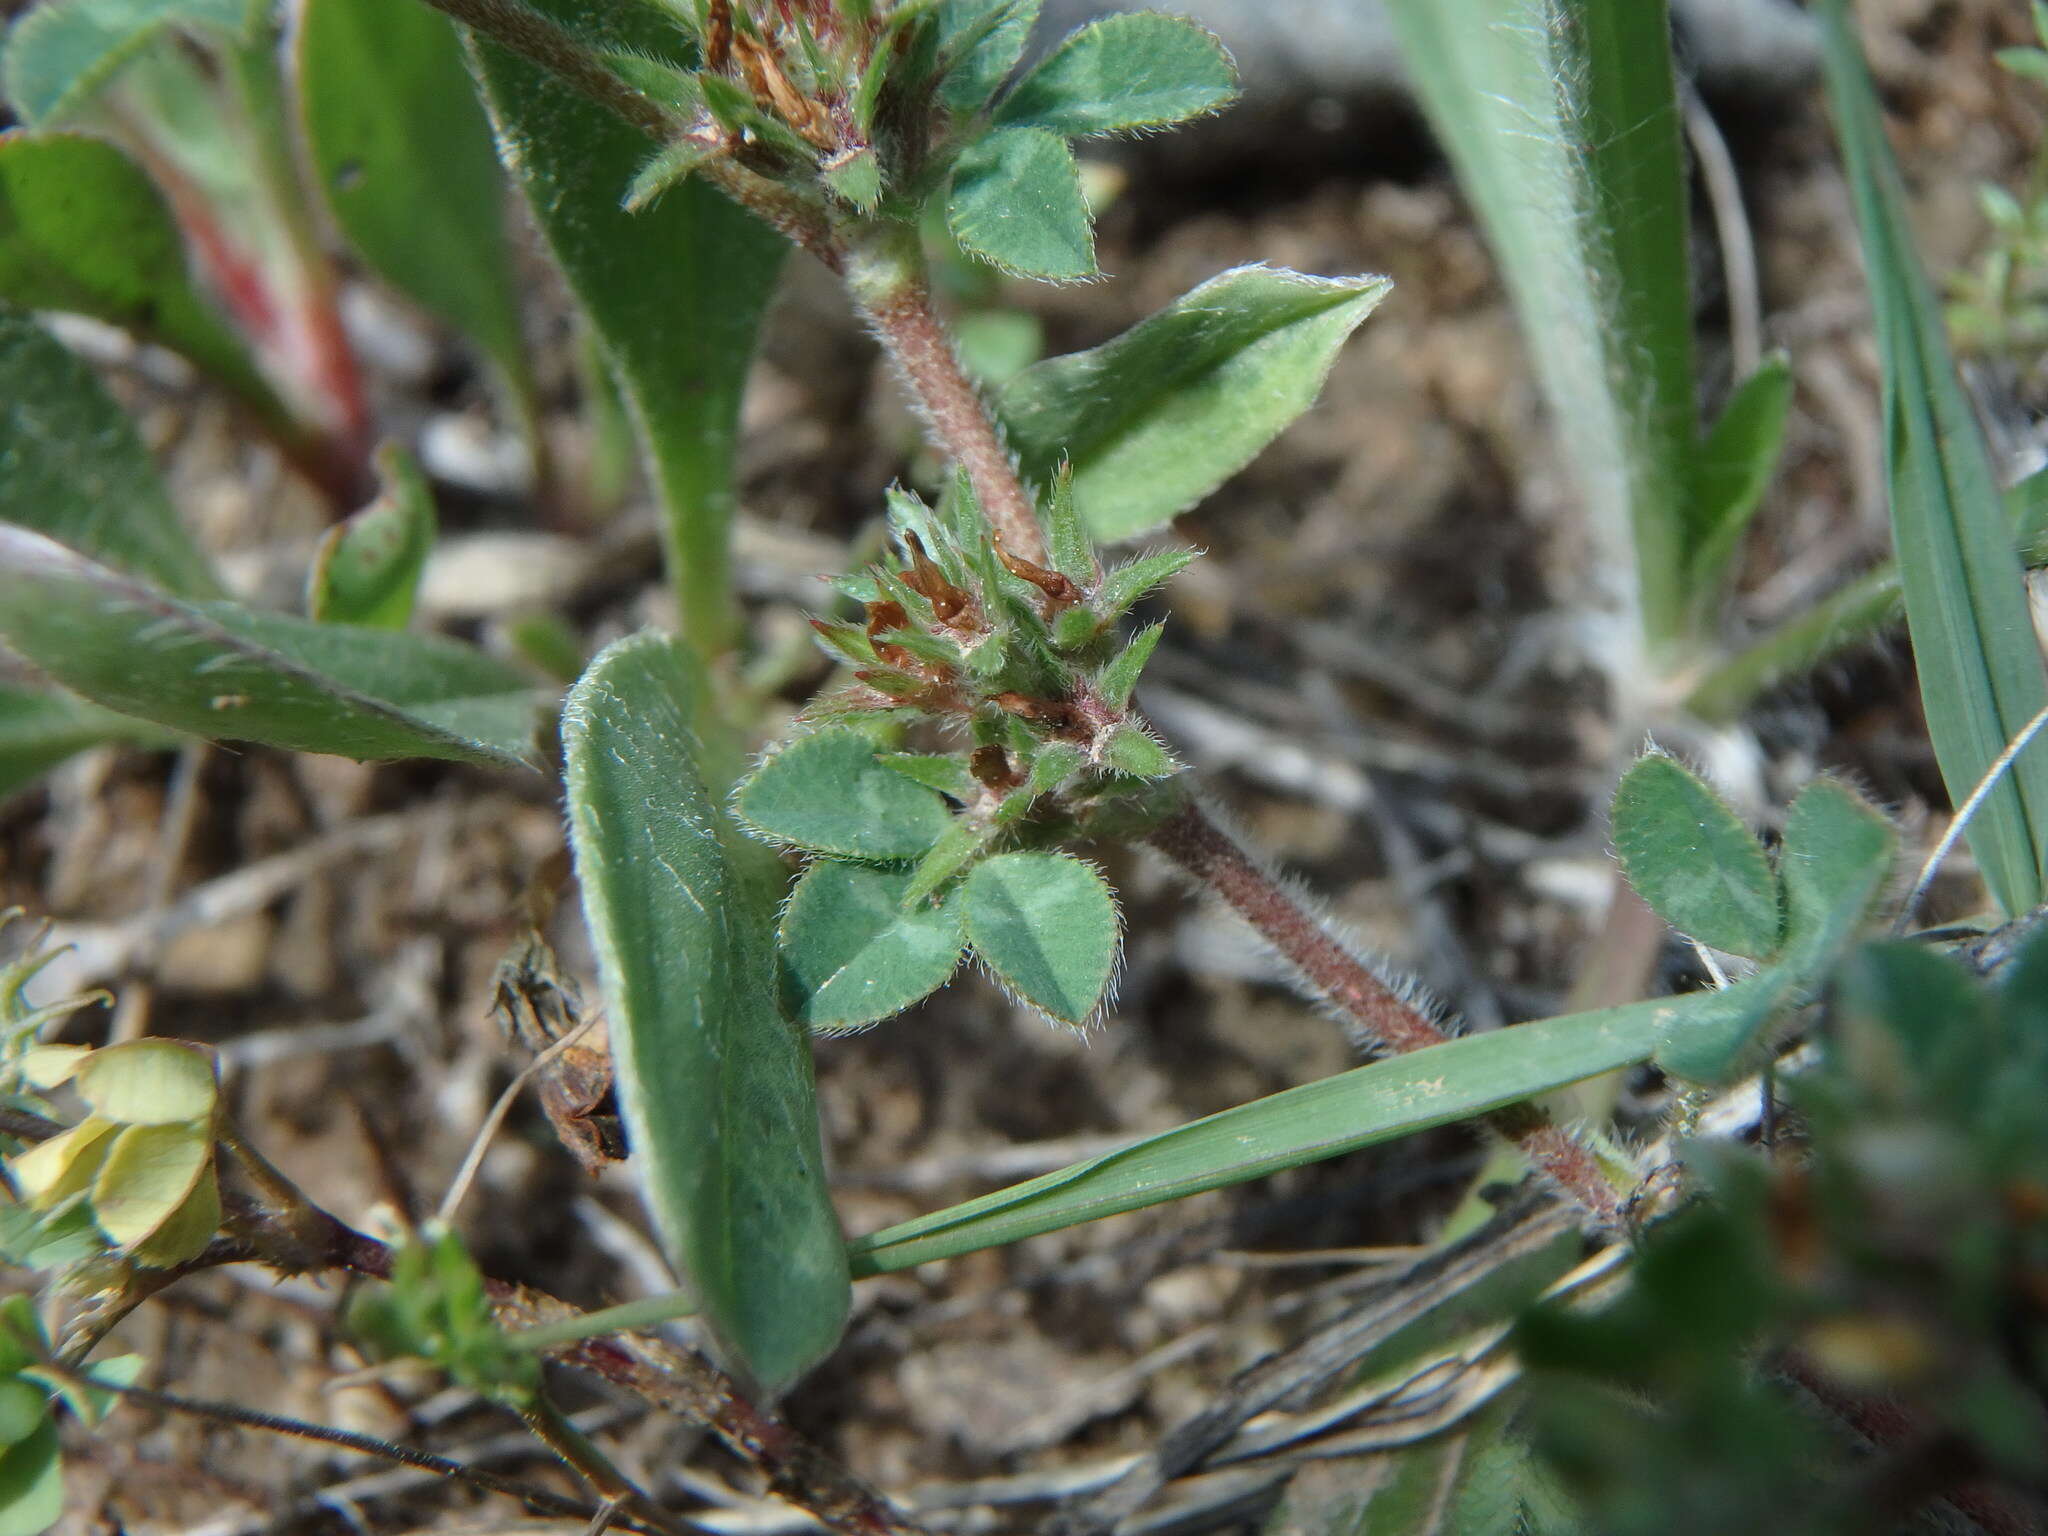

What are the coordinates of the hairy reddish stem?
(1145, 801, 1623, 1227)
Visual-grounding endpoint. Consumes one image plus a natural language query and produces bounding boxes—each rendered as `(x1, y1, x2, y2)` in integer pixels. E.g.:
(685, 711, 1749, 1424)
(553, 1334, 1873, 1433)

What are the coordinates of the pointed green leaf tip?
(1000, 266, 1389, 539)
(563, 632, 848, 1392)
(736, 727, 957, 860)
(963, 851, 1118, 1024)
(1612, 754, 1781, 959)
(947, 126, 1097, 281)
(998, 12, 1236, 138)
(779, 862, 967, 1032)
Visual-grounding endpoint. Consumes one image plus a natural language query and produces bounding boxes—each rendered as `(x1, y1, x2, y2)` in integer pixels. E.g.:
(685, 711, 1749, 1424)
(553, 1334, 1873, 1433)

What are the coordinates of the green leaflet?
(1819, 0, 2048, 917)
(0, 1420, 61, 1536)
(296, 0, 533, 431)
(307, 443, 436, 630)
(1611, 755, 1782, 960)
(472, 0, 786, 659)
(778, 861, 966, 1032)
(1, 0, 253, 125)
(996, 12, 1235, 137)
(0, 133, 281, 432)
(735, 727, 956, 860)
(0, 525, 541, 768)
(0, 309, 218, 597)
(562, 633, 848, 1392)
(935, 0, 1039, 114)
(946, 125, 1096, 281)
(961, 850, 1117, 1024)
(998, 266, 1387, 540)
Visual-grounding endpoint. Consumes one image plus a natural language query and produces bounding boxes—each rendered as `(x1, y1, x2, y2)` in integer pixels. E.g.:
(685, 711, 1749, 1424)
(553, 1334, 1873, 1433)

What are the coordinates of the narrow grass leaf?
(999, 267, 1386, 540)
(297, 0, 532, 429)
(1384, 0, 1694, 663)
(0, 525, 541, 767)
(1819, 0, 2048, 916)
(0, 132, 282, 429)
(307, 443, 436, 629)
(946, 126, 1096, 281)
(1, 0, 252, 124)
(962, 851, 1117, 1024)
(563, 633, 848, 1391)
(474, 0, 785, 658)
(1611, 754, 1782, 959)
(779, 861, 966, 1032)
(847, 992, 1690, 1273)
(0, 309, 218, 597)
(996, 13, 1236, 137)
(735, 727, 955, 860)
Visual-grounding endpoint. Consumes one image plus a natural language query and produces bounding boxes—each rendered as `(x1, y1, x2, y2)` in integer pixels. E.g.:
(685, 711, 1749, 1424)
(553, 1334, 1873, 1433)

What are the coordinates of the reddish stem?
(1145, 801, 1623, 1227)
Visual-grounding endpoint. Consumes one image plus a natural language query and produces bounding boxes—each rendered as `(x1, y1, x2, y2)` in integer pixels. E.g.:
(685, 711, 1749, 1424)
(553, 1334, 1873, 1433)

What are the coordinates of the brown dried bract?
(899, 532, 974, 627)
(994, 535, 1083, 611)
(970, 744, 1022, 790)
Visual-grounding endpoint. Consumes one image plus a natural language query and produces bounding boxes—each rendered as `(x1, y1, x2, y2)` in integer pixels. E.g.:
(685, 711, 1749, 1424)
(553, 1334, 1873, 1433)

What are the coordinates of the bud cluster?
(808, 472, 1190, 840)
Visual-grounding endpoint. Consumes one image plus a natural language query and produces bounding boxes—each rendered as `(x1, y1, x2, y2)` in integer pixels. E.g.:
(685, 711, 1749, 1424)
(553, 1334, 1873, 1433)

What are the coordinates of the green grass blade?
(846, 995, 1686, 1275)
(1384, 0, 1695, 672)
(563, 634, 849, 1391)
(472, 1, 784, 659)
(1818, 0, 2048, 915)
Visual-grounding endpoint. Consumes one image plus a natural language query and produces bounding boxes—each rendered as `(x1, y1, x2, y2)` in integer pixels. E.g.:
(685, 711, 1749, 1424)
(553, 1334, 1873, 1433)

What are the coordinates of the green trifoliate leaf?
(964, 851, 1118, 1024)
(1098, 722, 1174, 780)
(1000, 266, 1388, 539)
(0, 134, 278, 438)
(307, 444, 436, 630)
(1094, 547, 1198, 621)
(779, 861, 968, 1032)
(623, 137, 719, 212)
(1, 0, 254, 125)
(936, 0, 1039, 113)
(997, 12, 1236, 137)
(947, 126, 1096, 282)
(89, 1121, 210, 1248)
(1611, 754, 1781, 959)
(736, 727, 956, 860)
(1095, 620, 1163, 712)
(0, 311, 218, 598)
(879, 752, 975, 799)
(74, 1040, 216, 1125)
(563, 633, 848, 1392)
(1778, 777, 1895, 973)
